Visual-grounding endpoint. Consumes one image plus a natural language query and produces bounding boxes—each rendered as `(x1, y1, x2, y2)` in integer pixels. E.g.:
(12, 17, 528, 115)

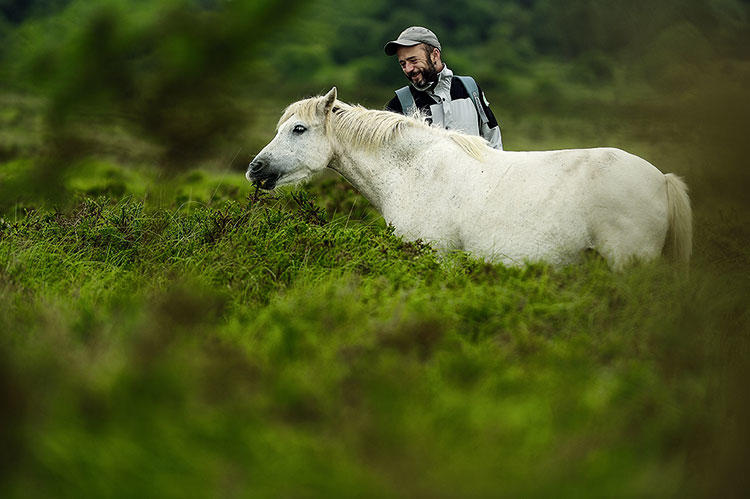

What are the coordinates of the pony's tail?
(663, 173, 693, 263)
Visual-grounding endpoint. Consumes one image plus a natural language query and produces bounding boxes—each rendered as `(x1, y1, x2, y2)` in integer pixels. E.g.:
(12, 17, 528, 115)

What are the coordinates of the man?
(384, 26, 503, 150)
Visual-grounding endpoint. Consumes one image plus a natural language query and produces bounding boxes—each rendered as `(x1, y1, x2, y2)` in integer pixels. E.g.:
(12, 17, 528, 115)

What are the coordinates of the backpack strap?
(395, 86, 417, 115)
(455, 75, 489, 127)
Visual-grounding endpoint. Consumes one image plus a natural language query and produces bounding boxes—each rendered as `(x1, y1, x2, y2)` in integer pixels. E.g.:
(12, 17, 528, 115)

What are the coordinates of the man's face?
(396, 44, 439, 87)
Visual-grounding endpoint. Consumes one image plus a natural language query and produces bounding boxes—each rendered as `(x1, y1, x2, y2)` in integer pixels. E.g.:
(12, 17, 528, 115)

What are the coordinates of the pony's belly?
(464, 224, 590, 266)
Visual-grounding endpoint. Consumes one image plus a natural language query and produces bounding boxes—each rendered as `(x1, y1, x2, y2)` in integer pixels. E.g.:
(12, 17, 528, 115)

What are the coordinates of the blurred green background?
(1, 0, 749, 497)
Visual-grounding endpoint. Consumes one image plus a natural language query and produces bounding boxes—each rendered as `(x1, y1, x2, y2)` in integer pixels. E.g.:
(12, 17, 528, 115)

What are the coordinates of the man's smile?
(408, 70, 425, 84)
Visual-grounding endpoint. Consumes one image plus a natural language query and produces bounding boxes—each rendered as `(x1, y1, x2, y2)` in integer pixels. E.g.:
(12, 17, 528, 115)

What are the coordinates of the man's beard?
(406, 58, 439, 91)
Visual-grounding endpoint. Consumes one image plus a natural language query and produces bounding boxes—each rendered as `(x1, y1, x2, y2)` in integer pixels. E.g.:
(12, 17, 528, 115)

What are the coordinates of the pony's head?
(246, 87, 338, 190)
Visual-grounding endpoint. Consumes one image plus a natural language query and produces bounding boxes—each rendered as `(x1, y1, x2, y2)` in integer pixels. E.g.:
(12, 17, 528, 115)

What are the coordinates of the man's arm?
(476, 84, 503, 150)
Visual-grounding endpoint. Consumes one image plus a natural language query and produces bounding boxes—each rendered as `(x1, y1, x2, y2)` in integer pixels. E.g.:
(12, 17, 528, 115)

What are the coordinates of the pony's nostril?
(249, 159, 265, 174)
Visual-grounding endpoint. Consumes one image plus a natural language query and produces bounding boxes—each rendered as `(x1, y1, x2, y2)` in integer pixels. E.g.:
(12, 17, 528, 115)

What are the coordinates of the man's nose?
(403, 62, 414, 73)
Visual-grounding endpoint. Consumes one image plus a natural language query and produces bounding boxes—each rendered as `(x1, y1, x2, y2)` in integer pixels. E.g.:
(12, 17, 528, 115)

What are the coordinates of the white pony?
(246, 87, 692, 269)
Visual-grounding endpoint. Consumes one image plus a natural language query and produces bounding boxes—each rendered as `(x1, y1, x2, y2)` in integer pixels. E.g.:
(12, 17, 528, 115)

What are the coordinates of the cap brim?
(384, 39, 421, 55)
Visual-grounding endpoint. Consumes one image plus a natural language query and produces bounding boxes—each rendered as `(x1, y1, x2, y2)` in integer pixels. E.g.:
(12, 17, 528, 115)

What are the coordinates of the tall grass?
(0, 176, 747, 496)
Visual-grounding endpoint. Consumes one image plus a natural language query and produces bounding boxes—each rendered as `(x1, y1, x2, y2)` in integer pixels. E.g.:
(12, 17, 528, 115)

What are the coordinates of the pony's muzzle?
(246, 158, 267, 182)
(246, 157, 280, 189)
(247, 158, 266, 175)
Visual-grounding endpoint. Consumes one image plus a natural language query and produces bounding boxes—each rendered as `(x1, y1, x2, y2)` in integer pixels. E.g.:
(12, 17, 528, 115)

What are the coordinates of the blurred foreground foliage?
(3, 0, 303, 165)
(0, 185, 748, 497)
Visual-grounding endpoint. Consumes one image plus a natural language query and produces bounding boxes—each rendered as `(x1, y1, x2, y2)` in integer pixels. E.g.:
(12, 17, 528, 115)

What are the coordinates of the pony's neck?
(328, 147, 401, 213)
(324, 115, 448, 216)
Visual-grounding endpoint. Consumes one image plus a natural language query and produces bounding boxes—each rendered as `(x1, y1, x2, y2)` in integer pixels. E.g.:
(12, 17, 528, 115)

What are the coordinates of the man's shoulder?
(451, 74, 480, 90)
(452, 74, 476, 82)
(448, 76, 473, 100)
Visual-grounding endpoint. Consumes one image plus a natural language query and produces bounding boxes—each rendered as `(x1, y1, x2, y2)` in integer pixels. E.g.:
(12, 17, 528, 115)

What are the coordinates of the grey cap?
(384, 26, 441, 56)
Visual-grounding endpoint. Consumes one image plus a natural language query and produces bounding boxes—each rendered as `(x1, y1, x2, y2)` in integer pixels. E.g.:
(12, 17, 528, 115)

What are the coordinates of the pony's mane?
(278, 95, 489, 161)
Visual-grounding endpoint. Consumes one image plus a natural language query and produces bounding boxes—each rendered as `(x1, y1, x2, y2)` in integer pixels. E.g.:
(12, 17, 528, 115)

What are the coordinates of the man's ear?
(431, 48, 440, 65)
(318, 87, 337, 116)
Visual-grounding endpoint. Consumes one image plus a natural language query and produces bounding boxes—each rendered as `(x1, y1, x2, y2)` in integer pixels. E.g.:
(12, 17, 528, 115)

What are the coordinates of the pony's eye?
(293, 124, 307, 134)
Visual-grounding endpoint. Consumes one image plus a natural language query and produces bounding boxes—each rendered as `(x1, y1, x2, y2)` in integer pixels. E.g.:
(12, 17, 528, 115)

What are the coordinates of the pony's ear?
(318, 87, 337, 117)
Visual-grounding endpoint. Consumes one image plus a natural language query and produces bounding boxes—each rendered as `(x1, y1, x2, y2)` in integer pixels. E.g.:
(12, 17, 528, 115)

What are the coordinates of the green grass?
(0, 180, 748, 497)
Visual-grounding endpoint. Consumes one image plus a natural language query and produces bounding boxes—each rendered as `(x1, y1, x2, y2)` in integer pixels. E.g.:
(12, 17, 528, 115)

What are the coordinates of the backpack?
(394, 75, 489, 127)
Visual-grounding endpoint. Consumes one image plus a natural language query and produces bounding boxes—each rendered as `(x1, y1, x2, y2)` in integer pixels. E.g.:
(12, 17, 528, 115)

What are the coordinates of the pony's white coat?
(247, 88, 692, 269)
